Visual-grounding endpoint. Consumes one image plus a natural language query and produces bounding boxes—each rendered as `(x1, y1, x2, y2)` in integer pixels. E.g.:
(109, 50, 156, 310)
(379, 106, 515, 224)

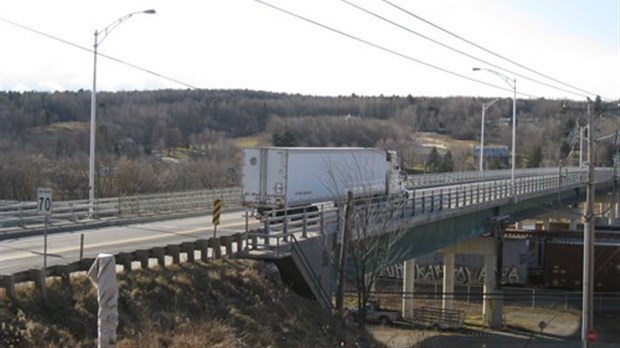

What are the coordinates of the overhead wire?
(380, 0, 613, 101)
(0, 17, 201, 90)
(338, 0, 589, 99)
(252, 0, 538, 98)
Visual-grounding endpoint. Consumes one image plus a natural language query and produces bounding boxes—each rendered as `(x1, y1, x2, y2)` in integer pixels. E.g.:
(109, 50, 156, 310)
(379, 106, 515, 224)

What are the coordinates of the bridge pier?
(402, 259, 415, 319)
(612, 201, 620, 225)
(482, 253, 496, 326)
(442, 252, 455, 310)
(442, 237, 503, 329)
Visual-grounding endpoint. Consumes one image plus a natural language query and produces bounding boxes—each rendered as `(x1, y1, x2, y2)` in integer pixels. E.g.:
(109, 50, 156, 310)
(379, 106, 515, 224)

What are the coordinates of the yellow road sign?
(212, 199, 222, 225)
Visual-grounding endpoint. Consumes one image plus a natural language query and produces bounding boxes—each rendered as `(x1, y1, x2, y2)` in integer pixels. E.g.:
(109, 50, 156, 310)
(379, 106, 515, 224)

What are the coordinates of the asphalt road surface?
(0, 211, 260, 275)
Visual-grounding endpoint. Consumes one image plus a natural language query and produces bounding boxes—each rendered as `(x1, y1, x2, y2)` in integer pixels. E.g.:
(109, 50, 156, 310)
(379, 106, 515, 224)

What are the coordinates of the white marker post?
(88, 253, 118, 348)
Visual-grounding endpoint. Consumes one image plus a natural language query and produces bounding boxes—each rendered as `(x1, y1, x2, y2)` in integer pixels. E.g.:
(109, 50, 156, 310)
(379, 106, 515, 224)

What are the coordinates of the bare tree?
(319, 151, 410, 326)
(346, 193, 409, 328)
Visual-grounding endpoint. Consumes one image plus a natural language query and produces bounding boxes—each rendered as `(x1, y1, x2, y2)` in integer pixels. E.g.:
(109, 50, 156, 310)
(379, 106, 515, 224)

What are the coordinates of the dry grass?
(1, 259, 384, 348)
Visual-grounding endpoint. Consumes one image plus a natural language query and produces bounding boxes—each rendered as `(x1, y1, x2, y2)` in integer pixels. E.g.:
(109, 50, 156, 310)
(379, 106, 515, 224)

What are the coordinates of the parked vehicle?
(241, 147, 404, 219)
(350, 300, 401, 325)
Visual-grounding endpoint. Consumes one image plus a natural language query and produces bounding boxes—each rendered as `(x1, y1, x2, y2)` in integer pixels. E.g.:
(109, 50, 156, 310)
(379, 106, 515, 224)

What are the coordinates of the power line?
(252, 0, 538, 98)
(380, 0, 612, 101)
(0, 17, 201, 90)
(339, 0, 589, 99)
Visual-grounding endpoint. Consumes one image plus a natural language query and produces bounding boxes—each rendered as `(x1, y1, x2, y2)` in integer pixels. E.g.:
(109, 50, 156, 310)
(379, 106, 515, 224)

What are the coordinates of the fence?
(368, 280, 620, 315)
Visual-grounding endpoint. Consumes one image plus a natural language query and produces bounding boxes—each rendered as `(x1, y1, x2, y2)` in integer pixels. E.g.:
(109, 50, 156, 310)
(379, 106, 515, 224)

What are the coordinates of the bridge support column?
(569, 205, 582, 230)
(514, 221, 523, 230)
(542, 218, 550, 231)
(612, 201, 620, 225)
(569, 216, 578, 231)
(482, 253, 503, 328)
(442, 252, 455, 310)
(482, 253, 495, 326)
(402, 259, 415, 319)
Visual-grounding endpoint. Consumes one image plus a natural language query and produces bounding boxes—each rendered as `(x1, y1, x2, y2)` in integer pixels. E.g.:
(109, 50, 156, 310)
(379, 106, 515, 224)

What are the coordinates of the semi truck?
(241, 147, 404, 218)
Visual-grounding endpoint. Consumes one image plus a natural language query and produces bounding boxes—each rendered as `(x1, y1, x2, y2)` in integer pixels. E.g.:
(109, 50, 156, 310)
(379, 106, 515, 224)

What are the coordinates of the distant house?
(472, 145, 509, 169)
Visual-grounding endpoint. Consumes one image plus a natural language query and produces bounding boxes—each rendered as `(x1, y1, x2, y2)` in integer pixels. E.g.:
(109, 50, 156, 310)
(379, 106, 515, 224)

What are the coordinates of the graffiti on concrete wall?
(381, 263, 522, 285)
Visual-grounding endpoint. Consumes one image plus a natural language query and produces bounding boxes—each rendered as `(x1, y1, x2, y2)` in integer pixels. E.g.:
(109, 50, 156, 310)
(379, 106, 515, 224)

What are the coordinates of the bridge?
(1, 166, 618, 327)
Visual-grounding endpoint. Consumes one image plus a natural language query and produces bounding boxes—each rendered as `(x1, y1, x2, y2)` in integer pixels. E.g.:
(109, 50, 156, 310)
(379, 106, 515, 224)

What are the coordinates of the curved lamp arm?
(95, 9, 156, 47)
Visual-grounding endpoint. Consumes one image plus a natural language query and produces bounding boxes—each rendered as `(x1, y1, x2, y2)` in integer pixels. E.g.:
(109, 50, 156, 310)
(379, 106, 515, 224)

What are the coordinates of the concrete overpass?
(244, 167, 618, 326)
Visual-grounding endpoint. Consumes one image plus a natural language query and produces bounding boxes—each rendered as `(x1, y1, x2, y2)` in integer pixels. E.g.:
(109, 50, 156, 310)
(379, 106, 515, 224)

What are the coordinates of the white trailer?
(242, 147, 402, 216)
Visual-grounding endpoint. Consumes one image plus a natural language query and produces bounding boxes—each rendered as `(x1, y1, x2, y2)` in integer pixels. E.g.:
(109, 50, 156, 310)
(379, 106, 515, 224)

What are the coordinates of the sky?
(0, 0, 619, 101)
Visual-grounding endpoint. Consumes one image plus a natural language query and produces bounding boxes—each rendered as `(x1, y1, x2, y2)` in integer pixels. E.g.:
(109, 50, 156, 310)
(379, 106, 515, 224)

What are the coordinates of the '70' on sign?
(37, 187, 53, 216)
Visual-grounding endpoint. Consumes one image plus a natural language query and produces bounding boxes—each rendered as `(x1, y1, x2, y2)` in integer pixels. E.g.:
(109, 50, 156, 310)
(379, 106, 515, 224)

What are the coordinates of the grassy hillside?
(1, 259, 382, 347)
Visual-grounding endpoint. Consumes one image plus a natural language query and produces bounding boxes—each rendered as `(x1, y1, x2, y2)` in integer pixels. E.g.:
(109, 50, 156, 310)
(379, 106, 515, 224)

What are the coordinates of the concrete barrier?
(0, 233, 247, 300)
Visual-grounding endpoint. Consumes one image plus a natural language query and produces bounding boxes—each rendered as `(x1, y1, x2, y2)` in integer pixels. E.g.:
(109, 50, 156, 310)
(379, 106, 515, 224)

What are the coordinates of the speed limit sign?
(37, 187, 52, 216)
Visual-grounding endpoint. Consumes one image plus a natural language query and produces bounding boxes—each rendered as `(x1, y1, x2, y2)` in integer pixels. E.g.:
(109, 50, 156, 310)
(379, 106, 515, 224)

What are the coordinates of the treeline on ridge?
(0, 89, 617, 201)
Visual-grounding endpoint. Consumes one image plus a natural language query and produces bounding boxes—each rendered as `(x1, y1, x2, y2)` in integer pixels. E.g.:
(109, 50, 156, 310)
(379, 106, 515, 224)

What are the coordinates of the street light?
(88, 9, 156, 215)
(479, 98, 499, 171)
(473, 68, 517, 197)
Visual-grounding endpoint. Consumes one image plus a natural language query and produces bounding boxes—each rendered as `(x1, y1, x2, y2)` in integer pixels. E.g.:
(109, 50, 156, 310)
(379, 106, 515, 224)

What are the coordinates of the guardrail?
(0, 187, 242, 229)
(0, 232, 247, 301)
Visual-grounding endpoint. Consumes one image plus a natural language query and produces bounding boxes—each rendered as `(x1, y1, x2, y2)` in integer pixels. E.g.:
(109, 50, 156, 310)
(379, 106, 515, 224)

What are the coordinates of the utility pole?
(582, 100, 595, 348)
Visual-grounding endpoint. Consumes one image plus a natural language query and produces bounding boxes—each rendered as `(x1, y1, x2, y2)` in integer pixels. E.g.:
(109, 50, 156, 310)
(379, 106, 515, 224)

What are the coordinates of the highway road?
(0, 211, 260, 275)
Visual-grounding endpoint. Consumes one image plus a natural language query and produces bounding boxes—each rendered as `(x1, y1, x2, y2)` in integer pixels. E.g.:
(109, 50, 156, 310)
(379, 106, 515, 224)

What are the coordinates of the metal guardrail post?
(18, 205, 24, 227)
(411, 190, 416, 216)
(439, 189, 443, 211)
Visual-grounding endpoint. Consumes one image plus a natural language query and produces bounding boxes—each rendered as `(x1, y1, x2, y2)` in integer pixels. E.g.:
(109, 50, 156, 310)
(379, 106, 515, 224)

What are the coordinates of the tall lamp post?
(473, 68, 517, 197)
(88, 9, 156, 215)
(479, 98, 500, 171)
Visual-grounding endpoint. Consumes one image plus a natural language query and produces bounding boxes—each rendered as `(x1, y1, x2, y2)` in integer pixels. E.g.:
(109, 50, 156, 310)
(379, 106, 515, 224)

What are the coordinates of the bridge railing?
(2, 167, 614, 231)
(0, 187, 242, 229)
(246, 167, 615, 253)
(408, 167, 587, 188)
